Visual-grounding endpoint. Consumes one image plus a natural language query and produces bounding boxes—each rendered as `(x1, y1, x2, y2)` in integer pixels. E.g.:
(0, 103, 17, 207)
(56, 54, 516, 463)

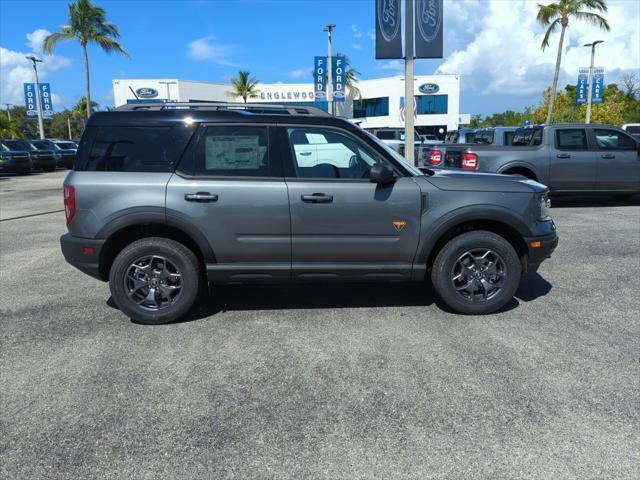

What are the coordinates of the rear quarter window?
(79, 125, 196, 172)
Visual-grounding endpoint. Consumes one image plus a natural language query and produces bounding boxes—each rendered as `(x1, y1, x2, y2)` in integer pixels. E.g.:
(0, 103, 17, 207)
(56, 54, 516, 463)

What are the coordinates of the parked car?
(2, 139, 56, 172)
(445, 128, 476, 144)
(423, 134, 444, 145)
(0, 141, 32, 175)
(47, 139, 77, 169)
(622, 123, 640, 140)
(431, 124, 640, 195)
(61, 102, 557, 324)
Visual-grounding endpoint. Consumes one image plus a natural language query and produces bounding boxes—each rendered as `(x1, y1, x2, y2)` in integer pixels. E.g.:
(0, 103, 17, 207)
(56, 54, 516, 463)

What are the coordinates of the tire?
(109, 237, 202, 324)
(612, 194, 632, 200)
(43, 165, 56, 172)
(431, 231, 521, 315)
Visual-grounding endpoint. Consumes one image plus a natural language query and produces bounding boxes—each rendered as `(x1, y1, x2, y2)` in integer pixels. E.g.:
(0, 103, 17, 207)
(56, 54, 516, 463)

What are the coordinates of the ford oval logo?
(377, 0, 400, 42)
(419, 83, 439, 94)
(416, 0, 443, 43)
(135, 87, 158, 98)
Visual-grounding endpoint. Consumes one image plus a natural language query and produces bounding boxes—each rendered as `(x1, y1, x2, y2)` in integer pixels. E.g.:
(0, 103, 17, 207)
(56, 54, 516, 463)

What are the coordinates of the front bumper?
(522, 220, 558, 275)
(0, 158, 31, 173)
(60, 233, 106, 280)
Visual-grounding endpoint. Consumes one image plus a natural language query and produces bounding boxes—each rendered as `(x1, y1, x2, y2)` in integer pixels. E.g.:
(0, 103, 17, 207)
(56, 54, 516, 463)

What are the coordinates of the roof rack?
(115, 102, 331, 117)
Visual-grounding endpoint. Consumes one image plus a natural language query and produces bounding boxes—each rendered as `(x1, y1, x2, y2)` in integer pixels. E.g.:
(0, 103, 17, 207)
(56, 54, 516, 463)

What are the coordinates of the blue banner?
(375, 0, 402, 59)
(332, 56, 346, 102)
(415, 0, 444, 59)
(314, 56, 327, 101)
(591, 68, 604, 104)
(24, 83, 54, 119)
(576, 68, 589, 105)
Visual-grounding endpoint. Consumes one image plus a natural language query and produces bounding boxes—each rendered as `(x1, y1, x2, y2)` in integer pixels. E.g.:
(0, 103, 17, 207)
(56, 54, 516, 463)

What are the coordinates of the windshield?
(362, 129, 423, 176)
(32, 141, 54, 150)
(56, 142, 76, 149)
(0, 143, 8, 152)
(3, 140, 32, 151)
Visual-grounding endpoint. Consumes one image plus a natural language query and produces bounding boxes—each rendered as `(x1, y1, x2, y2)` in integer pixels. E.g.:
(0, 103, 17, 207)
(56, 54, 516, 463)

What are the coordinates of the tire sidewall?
(432, 232, 521, 315)
(109, 238, 200, 324)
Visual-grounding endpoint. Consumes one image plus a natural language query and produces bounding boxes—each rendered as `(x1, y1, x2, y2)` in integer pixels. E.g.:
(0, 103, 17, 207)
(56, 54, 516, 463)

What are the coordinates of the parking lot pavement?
(1, 173, 639, 480)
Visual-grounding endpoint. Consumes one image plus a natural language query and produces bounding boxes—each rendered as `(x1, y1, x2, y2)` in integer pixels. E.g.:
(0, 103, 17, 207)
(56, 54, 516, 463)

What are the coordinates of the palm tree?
(73, 96, 99, 118)
(43, 0, 129, 120)
(335, 52, 361, 100)
(0, 115, 22, 138)
(228, 71, 260, 103)
(537, 0, 609, 124)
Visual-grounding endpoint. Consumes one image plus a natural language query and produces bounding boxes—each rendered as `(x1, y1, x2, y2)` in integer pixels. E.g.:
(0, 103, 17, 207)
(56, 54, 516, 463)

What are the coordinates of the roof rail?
(115, 102, 331, 116)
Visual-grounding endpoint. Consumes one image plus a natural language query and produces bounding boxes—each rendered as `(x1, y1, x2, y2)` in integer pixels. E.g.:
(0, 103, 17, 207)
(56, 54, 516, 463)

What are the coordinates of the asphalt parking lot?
(1, 171, 639, 479)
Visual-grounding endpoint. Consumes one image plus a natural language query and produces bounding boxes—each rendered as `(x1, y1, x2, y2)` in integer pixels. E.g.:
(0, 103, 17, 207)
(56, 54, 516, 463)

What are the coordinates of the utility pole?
(4, 104, 13, 121)
(404, 0, 415, 165)
(159, 81, 177, 102)
(26, 56, 45, 139)
(584, 40, 604, 124)
(324, 24, 336, 115)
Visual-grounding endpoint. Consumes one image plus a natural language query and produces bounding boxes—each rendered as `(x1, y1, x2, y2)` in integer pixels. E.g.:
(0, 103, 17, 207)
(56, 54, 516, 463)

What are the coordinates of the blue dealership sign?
(576, 68, 589, 105)
(332, 55, 346, 102)
(314, 56, 327, 101)
(591, 67, 604, 104)
(24, 83, 54, 119)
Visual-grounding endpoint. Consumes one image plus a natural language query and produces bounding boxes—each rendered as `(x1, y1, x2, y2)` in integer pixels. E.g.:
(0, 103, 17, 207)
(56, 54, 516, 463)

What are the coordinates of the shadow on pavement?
(107, 272, 553, 324)
(551, 194, 640, 208)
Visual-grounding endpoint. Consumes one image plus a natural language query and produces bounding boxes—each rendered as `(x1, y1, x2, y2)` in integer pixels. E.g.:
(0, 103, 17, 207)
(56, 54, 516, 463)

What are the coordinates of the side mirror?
(369, 162, 395, 184)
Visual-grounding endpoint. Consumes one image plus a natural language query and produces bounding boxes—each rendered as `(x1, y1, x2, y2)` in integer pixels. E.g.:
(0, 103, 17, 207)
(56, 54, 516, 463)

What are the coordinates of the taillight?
(63, 184, 75, 225)
(429, 150, 443, 165)
(461, 153, 478, 169)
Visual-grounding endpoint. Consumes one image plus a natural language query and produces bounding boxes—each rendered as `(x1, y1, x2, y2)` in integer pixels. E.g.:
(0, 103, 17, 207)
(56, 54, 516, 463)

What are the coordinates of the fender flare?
(498, 161, 540, 180)
(416, 204, 532, 265)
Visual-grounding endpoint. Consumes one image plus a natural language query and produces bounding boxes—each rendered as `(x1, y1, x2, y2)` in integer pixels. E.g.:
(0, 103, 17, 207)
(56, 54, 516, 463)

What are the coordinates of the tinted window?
(556, 129, 587, 150)
(194, 125, 270, 177)
(353, 97, 389, 118)
(288, 127, 380, 179)
(56, 142, 76, 149)
(375, 130, 397, 140)
(3, 140, 32, 151)
(593, 129, 637, 150)
(85, 125, 194, 172)
(416, 95, 448, 114)
(32, 141, 54, 150)
(475, 130, 494, 144)
(504, 131, 516, 146)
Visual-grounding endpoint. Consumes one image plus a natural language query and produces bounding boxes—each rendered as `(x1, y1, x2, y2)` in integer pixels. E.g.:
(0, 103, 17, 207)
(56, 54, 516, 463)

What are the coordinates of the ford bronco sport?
(61, 103, 558, 324)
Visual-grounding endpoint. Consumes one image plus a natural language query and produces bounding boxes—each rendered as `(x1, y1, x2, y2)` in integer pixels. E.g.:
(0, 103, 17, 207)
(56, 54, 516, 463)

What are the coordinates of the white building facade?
(113, 75, 469, 136)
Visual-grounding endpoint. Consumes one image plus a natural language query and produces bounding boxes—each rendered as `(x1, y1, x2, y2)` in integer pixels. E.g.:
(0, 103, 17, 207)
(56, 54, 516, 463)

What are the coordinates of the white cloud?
(187, 35, 236, 66)
(352, 43, 362, 51)
(376, 59, 404, 75)
(367, 30, 375, 41)
(0, 29, 72, 106)
(437, 0, 640, 97)
(26, 29, 51, 53)
(351, 24, 362, 38)
(289, 68, 310, 79)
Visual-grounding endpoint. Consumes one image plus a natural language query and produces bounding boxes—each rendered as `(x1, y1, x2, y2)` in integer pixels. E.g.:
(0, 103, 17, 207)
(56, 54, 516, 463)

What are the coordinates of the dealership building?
(112, 75, 470, 136)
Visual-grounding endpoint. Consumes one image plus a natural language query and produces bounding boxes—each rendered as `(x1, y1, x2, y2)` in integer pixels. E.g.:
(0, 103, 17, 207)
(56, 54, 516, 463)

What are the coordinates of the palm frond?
(42, 30, 75, 53)
(541, 18, 561, 50)
(572, 11, 610, 30)
(537, 3, 561, 24)
(93, 35, 129, 57)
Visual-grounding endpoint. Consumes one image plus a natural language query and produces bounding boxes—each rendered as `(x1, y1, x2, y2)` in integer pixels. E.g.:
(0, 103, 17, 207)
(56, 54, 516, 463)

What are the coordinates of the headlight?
(538, 193, 551, 219)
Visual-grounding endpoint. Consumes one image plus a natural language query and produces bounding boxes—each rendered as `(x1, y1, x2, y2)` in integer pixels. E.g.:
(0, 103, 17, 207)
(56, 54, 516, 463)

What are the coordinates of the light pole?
(25, 56, 45, 139)
(67, 115, 72, 140)
(404, 0, 415, 166)
(324, 24, 336, 115)
(4, 104, 14, 121)
(159, 81, 177, 102)
(584, 40, 604, 124)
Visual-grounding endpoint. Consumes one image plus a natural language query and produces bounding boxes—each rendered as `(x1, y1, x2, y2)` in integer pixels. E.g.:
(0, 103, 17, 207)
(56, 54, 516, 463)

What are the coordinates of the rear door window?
(593, 129, 637, 151)
(84, 125, 195, 172)
(556, 129, 588, 150)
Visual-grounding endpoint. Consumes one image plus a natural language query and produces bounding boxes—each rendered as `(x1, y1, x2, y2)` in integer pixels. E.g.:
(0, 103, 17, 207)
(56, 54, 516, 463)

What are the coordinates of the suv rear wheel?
(109, 237, 201, 324)
(431, 231, 521, 314)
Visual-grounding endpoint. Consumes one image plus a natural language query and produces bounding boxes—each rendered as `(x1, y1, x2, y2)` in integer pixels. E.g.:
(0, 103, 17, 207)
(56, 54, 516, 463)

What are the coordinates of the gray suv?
(61, 103, 558, 324)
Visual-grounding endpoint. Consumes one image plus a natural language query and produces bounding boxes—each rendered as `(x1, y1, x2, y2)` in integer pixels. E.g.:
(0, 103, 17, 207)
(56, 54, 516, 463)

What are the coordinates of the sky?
(1, 0, 639, 116)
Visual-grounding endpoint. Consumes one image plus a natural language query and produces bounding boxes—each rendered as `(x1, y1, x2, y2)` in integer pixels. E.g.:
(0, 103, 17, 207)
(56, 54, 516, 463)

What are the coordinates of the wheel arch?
(498, 162, 539, 181)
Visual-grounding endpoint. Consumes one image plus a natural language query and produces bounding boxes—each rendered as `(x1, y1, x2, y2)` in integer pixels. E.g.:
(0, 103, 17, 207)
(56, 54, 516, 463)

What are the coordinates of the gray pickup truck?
(436, 124, 640, 194)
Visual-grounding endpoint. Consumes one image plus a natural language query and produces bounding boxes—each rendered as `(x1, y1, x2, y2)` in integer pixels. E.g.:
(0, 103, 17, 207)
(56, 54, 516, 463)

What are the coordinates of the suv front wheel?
(109, 237, 201, 324)
(431, 231, 521, 314)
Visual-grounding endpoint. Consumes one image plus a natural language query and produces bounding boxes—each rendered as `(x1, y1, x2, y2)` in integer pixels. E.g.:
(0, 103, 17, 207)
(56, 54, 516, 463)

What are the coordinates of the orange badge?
(392, 220, 406, 232)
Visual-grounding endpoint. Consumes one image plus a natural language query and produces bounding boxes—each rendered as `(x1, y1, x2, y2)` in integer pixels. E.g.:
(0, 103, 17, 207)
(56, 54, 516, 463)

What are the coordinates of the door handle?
(301, 193, 333, 203)
(601, 154, 615, 159)
(184, 192, 218, 202)
(556, 153, 570, 159)
(299, 151, 312, 156)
